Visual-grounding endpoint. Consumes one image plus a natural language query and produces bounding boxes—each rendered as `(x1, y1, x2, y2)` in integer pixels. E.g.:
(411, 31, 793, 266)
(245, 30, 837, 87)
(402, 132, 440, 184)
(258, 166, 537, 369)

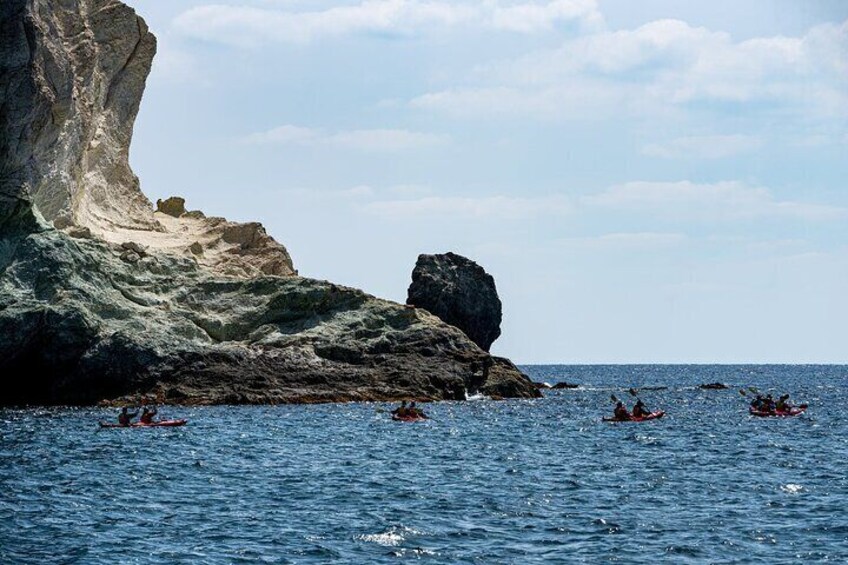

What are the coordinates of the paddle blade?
(748, 387, 758, 393)
(739, 389, 747, 396)
(610, 394, 618, 403)
(628, 388, 638, 397)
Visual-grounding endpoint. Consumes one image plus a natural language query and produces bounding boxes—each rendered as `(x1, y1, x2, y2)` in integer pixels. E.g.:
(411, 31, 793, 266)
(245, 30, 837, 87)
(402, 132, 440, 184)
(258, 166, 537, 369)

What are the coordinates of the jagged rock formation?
(0, 0, 538, 405)
(407, 252, 503, 352)
(0, 0, 294, 278)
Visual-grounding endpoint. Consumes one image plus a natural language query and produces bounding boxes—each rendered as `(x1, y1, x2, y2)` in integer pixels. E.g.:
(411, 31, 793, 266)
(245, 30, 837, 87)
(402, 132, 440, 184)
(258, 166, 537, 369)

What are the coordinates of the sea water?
(1, 365, 846, 564)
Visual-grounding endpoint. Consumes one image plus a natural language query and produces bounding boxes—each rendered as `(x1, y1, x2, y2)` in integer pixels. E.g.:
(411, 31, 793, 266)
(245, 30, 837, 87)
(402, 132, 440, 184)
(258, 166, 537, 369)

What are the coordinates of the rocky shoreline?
(0, 0, 538, 406)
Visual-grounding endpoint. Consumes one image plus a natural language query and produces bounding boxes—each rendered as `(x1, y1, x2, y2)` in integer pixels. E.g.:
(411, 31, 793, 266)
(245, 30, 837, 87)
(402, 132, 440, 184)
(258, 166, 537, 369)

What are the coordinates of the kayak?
(749, 407, 806, 418)
(392, 415, 427, 422)
(603, 410, 665, 423)
(99, 419, 188, 428)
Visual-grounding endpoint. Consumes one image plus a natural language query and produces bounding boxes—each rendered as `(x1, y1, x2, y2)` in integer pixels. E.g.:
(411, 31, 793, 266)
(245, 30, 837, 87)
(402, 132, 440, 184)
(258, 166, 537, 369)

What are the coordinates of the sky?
(128, 0, 848, 364)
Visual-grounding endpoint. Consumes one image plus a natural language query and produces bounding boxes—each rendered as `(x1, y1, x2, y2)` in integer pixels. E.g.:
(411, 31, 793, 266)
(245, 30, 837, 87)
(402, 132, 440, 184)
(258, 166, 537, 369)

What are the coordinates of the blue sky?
(129, 0, 847, 363)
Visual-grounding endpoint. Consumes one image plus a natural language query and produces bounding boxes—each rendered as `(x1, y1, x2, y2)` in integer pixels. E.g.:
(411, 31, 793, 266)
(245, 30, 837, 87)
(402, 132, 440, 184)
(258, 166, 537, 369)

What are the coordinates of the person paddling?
(750, 395, 764, 410)
(117, 407, 138, 426)
(139, 406, 158, 424)
(391, 401, 409, 418)
(632, 399, 650, 418)
(762, 394, 776, 413)
(408, 401, 427, 419)
(613, 401, 630, 421)
(775, 395, 792, 413)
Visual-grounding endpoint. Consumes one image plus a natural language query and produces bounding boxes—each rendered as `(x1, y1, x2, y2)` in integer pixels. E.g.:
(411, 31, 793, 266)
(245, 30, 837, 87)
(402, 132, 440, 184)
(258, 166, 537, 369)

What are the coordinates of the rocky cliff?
(0, 0, 538, 406)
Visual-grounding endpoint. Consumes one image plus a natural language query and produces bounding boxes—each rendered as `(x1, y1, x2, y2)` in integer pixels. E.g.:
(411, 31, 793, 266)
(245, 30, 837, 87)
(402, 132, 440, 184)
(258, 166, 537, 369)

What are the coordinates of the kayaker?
(391, 401, 409, 418)
(409, 401, 427, 419)
(613, 401, 630, 420)
(117, 407, 138, 426)
(750, 395, 763, 410)
(775, 395, 792, 412)
(762, 395, 776, 413)
(632, 399, 650, 418)
(139, 406, 158, 424)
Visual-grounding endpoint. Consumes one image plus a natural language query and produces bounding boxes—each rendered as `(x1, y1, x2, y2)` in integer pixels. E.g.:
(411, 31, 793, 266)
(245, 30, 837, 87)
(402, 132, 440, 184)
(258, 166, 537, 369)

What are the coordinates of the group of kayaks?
(602, 407, 808, 423)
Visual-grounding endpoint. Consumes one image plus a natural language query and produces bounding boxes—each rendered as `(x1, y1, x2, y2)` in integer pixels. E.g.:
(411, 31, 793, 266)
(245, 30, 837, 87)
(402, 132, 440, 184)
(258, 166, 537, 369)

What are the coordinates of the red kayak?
(392, 415, 427, 422)
(99, 419, 188, 428)
(749, 406, 806, 418)
(603, 410, 665, 422)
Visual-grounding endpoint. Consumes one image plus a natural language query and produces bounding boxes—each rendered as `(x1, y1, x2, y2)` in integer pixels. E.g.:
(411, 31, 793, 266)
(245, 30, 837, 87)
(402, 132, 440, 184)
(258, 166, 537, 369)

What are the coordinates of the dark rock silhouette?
(407, 252, 502, 352)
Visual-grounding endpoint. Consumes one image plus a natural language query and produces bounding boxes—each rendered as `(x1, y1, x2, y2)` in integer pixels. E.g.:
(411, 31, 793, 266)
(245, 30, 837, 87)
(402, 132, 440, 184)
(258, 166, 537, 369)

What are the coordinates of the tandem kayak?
(749, 407, 806, 418)
(603, 410, 665, 423)
(392, 415, 427, 422)
(99, 419, 188, 428)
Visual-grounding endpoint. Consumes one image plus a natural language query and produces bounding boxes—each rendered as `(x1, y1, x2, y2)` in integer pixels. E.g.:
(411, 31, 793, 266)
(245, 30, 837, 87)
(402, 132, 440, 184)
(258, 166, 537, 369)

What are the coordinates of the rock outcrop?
(0, 0, 537, 406)
(407, 252, 503, 351)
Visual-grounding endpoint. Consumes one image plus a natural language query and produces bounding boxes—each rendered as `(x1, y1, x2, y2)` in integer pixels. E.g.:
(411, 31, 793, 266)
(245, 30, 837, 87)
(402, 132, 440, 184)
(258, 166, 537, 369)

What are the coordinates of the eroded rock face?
(0, 0, 538, 405)
(407, 252, 503, 351)
(0, 0, 157, 232)
(0, 0, 294, 278)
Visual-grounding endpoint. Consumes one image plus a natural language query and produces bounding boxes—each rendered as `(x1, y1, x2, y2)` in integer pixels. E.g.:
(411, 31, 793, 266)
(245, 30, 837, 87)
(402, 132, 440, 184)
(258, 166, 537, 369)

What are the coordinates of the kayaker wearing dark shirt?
(632, 400, 650, 418)
(762, 395, 776, 413)
(139, 406, 158, 424)
(613, 401, 630, 420)
(750, 395, 763, 410)
(118, 407, 138, 426)
(408, 402, 427, 418)
(775, 395, 792, 412)
(391, 401, 409, 418)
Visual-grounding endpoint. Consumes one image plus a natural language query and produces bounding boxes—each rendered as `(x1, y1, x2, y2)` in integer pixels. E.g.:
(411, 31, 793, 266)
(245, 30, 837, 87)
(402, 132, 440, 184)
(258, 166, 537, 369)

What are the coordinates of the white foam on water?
(780, 483, 804, 494)
(357, 531, 404, 546)
(356, 526, 423, 547)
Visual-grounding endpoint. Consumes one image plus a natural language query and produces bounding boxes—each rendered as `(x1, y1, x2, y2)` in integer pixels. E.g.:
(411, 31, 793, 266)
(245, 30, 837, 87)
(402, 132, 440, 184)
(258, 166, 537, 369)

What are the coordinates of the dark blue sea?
(2, 365, 846, 564)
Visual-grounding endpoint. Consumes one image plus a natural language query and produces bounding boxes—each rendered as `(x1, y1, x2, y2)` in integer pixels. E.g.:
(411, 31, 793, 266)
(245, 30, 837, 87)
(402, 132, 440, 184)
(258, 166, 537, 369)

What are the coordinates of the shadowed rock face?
(0, 0, 538, 405)
(407, 253, 503, 352)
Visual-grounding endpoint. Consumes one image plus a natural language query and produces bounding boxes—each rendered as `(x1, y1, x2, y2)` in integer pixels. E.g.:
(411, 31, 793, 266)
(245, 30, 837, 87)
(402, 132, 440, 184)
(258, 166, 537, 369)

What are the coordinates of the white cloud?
(490, 0, 602, 33)
(242, 124, 449, 150)
(364, 194, 572, 219)
(556, 232, 687, 249)
(642, 134, 762, 159)
(173, 0, 601, 46)
(413, 18, 848, 120)
(586, 180, 848, 221)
